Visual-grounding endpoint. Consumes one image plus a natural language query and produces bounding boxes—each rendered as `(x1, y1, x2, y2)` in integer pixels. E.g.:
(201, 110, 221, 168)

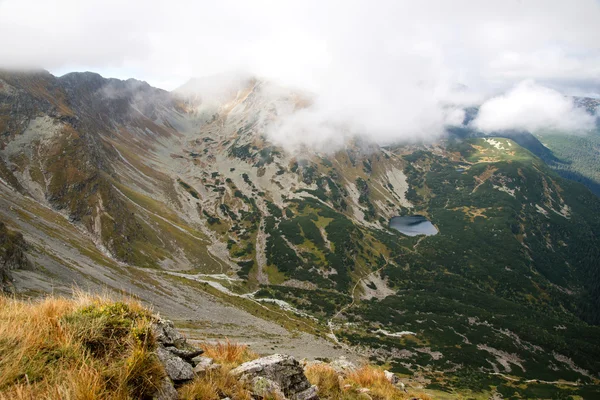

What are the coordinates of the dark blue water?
(389, 215, 438, 237)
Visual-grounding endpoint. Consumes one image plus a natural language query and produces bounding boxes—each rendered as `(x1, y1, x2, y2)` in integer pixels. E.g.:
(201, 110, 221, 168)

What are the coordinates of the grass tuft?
(200, 339, 258, 367)
(0, 292, 164, 400)
(179, 340, 257, 400)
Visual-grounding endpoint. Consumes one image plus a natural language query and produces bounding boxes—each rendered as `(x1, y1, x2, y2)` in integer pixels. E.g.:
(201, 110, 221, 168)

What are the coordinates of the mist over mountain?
(1, 1, 600, 398)
(1, 68, 600, 398)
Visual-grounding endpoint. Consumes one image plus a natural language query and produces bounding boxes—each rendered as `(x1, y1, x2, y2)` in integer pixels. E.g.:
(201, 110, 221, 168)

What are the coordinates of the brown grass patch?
(179, 339, 257, 400)
(305, 363, 431, 400)
(200, 339, 258, 367)
(0, 292, 164, 400)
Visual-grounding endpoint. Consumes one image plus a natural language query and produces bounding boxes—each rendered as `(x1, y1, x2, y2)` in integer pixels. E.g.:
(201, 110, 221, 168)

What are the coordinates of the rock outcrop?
(0, 221, 29, 291)
(230, 354, 319, 400)
(152, 320, 321, 400)
(152, 318, 205, 399)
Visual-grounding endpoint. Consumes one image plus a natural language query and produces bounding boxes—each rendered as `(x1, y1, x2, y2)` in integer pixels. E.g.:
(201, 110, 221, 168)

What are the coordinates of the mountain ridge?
(1, 69, 599, 397)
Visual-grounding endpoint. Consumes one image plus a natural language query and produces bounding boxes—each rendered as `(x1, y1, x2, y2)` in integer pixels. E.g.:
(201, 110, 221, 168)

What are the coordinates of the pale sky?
(1, 0, 598, 93)
(1, 0, 598, 145)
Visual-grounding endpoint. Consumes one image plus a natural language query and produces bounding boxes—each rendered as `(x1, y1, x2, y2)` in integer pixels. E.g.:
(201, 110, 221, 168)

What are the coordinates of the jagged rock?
(230, 354, 319, 400)
(156, 347, 194, 382)
(192, 356, 221, 375)
(153, 319, 187, 347)
(167, 346, 204, 361)
(330, 356, 357, 376)
(384, 370, 399, 384)
(153, 377, 178, 400)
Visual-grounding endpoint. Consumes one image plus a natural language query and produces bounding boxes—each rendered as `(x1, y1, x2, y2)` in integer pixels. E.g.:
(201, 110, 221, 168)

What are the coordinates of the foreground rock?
(152, 318, 207, 399)
(330, 356, 357, 376)
(384, 370, 399, 384)
(192, 356, 221, 375)
(0, 222, 30, 292)
(156, 347, 195, 382)
(230, 354, 319, 400)
(153, 319, 204, 383)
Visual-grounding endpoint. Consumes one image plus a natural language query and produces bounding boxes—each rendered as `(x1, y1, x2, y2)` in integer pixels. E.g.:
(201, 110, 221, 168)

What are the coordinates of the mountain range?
(1, 69, 599, 398)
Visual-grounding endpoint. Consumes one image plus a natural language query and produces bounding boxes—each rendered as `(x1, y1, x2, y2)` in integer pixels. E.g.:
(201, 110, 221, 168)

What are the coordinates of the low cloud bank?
(471, 81, 596, 134)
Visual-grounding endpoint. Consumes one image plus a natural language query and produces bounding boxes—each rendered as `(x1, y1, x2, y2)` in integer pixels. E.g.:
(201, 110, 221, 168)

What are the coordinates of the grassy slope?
(0, 294, 164, 400)
(0, 294, 432, 400)
(535, 129, 600, 196)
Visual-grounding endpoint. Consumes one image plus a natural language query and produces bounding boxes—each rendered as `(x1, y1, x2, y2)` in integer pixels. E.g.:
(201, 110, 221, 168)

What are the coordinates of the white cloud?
(471, 81, 596, 133)
(0, 0, 599, 148)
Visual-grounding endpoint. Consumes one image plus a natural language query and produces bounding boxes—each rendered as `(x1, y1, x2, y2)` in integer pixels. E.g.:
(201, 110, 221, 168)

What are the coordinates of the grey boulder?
(153, 319, 186, 347)
(156, 346, 194, 382)
(192, 356, 221, 375)
(230, 354, 318, 400)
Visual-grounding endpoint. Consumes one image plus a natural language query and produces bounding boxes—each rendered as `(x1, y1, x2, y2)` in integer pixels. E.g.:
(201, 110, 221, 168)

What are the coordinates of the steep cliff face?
(0, 221, 29, 289)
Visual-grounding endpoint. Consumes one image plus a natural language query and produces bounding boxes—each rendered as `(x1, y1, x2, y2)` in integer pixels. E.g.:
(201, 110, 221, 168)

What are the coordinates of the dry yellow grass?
(305, 363, 431, 400)
(179, 340, 257, 400)
(178, 367, 253, 400)
(0, 293, 431, 400)
(200, 339, 258, 367)
(0, 292, 164, 400)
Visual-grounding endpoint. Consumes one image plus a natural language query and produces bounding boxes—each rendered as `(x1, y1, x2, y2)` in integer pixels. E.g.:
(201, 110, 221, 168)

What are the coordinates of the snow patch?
(375, 329, 416, 338)
(485, 138, 507, 150)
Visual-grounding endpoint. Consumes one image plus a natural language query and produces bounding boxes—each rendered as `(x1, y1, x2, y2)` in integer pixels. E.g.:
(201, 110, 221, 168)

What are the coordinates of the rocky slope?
(0, 69, 599, 397)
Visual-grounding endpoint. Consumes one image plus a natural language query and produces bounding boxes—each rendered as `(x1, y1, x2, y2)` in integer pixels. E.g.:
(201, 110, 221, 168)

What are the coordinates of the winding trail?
(327, 261, 388, 344)
(164, 271, 318, 333)
(489, 373, 582, 387)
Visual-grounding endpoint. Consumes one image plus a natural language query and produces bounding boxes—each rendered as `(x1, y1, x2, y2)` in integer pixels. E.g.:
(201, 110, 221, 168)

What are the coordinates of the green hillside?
(535, 129, 600, 196)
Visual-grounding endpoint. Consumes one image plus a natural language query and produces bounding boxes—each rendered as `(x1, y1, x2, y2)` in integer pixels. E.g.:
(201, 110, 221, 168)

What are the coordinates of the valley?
(0, 70, 599, 398)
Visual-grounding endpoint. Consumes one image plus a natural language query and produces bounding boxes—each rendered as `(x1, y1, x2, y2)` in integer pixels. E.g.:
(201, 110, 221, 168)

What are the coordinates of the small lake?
(389, 215, 438, 237)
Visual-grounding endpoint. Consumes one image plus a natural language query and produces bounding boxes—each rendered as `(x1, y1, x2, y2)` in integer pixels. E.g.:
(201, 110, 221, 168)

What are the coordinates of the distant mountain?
(0, 70, 599, 397)
(460, 97, 600, 197)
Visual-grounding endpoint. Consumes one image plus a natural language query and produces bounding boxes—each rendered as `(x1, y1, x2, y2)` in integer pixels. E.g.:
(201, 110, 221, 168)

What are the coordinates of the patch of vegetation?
(255, 286, 351, 318)
(236, 260, 254, 279)
(0, 294, 164, 399)
(356, 177, 376, 220)
(228, 143, 252, 161)
(177, 178, 200, 199)
(202, 210, 221, 225)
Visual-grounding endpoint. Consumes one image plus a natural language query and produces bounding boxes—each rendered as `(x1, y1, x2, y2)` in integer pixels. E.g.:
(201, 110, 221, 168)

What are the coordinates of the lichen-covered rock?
(153, 377, 178, 400)
(167, 345, 204, 361)
(230, 354, 318, 400)
(153, 319, 187, 347)
(192, 356, 221, 375)
(294, 385, 319, 400)
(156, 347, 194, 382)
(250, 376, 285, 399)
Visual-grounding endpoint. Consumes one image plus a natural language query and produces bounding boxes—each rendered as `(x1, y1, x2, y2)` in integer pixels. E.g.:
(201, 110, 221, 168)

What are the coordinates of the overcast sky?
(1, 0, 598, 145)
